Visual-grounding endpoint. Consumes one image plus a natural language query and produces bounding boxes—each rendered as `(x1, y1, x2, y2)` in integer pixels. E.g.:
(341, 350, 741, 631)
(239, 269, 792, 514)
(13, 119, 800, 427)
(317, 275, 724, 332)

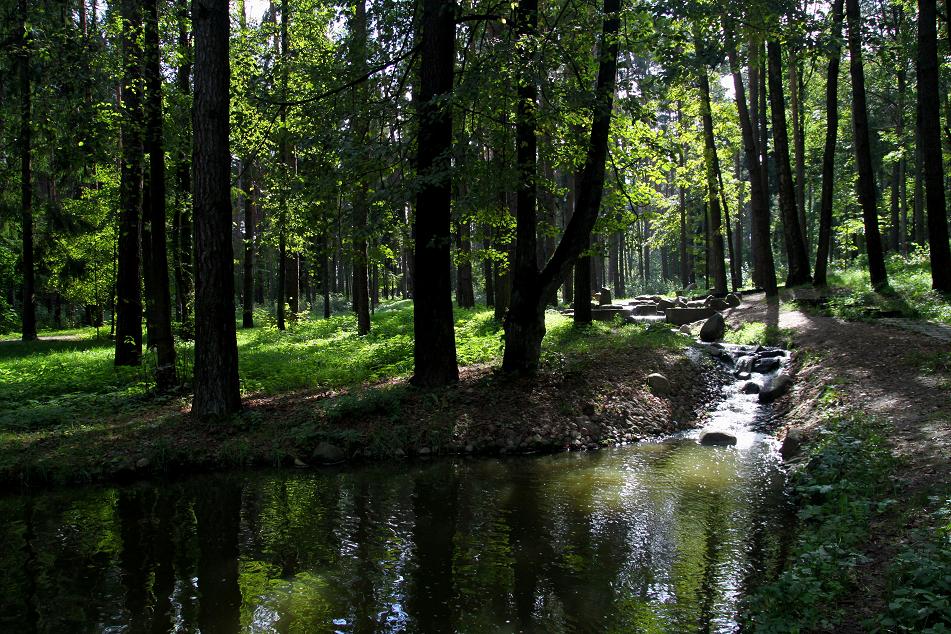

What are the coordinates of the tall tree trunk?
(17, 0, 37, 341)
(174, 0, 193, 335)
(789, 48, 807, 247)
(767, 39, 811, 286)
(412, 0, 458, 387)
(814, 0, 845, 287)
(723, 18, 778, 296)
(455, 220, 475, 307)
(116, 0, 144, 366)
(696, 51, 728, 295)
(275, 0, 289, 330)
(917, 0, 951, 291)
(573, 250, 592, 324)
(504, 0, 620, 371)
(191, 0, 241, 417)
(143, 0, 177, 390)
(242, 170, 255, 328)
(350, 0, 372, 334)
(846, 0, 888, 289)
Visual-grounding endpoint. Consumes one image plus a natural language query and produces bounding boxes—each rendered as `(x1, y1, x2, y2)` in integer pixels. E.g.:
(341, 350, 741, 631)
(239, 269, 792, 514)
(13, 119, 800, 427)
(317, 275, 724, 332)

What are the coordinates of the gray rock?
(758, 374, 793, 403)
(312, 442, 347, 463)
(418, 447, 432, 456)
(700, 313, 726, 342)
(679, 324, 693, 335)
(725, 293, 741, 307)
(780, 427, 808, 460)
(598, 287, 613, 305)
(740, 381, 761, 394)
(665, 306, 716, 326)
(699, 430, 738, 446)
(135, 457, 150, 470)
(657, 298, 674, 310)
(708, 296, 729, 311)
(632, 303, 661, 316)
(753, 356, 781, 373)
(647, 373, 671, 395)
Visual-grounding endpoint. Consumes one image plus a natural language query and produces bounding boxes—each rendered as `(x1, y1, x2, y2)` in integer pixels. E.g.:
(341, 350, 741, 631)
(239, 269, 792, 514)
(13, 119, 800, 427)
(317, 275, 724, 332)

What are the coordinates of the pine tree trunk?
(846, 0, 888, 289)
(455, 220, 475, 307)
(144, 0, 177, 390)
(411, 0, 458, 387)
(767, 39, 811, 286)
(789, 48, 808, 247)
(917, 0, 951, 291)
(191, 0, 241, 417)
(17, 0, 37, 341)
(174, 0, 193, 335)
(814, 0, 844, 287)
(116, 0, 144, 366)
(350, 0, 371, 334)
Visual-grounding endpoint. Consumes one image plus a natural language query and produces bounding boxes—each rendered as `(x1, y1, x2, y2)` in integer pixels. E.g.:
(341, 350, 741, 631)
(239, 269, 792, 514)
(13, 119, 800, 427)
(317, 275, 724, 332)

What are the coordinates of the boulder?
(665, 306, 716, 326)
(646, 373, 671, 395)
(598, 287, 613, 305)
(312, 442, 347, 464)
(780, 427, 808, 460)
(707, 296, 730, 311)
(725, 292, 741, 307)
(699, 312, 726, 342)
(758, 374, 793, 403)
(656, 298, 674, 310)
(753, 356, 782, 373)
(699, 430, 738, 446)
(734, 355, 756, 375)
(632, 304, 661, 316)
(740, 381, 761, 394)
(678, 324, 692, 335)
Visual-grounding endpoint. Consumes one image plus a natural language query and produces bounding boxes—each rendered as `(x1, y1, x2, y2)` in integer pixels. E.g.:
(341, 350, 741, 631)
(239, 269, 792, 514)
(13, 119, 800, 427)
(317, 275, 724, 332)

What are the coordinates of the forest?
(1, 0, 951, 631)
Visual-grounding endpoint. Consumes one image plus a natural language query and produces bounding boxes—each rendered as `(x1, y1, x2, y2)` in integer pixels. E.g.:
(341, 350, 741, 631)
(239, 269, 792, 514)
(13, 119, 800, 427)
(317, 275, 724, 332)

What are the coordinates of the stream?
(0, 345, 793, 633)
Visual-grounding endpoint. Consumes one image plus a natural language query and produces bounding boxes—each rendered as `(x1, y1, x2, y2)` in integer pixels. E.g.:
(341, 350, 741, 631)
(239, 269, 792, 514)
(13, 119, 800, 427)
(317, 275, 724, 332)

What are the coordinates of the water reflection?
(0, 439, 788, 633)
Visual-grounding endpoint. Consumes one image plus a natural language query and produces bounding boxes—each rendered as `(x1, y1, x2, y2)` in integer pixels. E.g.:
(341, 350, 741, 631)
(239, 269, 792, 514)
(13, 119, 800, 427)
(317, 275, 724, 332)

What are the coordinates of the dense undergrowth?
(819, 249, 951, 325)
(744, 384, 951, 633)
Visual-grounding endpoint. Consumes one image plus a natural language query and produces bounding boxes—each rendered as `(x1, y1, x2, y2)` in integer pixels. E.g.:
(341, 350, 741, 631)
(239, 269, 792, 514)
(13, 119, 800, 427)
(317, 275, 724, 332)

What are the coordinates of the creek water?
(0, 350, 792, 633)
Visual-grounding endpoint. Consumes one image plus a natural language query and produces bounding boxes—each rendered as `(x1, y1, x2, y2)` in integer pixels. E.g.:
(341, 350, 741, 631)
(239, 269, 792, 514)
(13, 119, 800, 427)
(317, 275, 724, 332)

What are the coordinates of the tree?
(845, 0, 887, 290)
(143, 0, 177, 390)
(191, 0, 240, 417)
(766, 38, 811, 286)
(411, 0, 459, 387)
(503, 0, 620, 373)
(17, 0, 37, 341)
(349, 0, 372, 335)
(116, 0, 145, 366)
(813, 0, 845, 287)
(916, 0, 951, 292)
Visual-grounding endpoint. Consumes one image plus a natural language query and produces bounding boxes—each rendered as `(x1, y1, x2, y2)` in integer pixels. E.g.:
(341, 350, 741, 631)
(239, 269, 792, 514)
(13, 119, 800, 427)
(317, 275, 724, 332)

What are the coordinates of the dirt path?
(726, 292, 951, 628)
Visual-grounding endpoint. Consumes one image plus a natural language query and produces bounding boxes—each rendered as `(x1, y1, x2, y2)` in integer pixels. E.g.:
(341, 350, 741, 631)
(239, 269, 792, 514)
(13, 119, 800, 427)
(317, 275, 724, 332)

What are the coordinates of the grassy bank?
(743, 387, 951, 633)
(0, 302, 704, 486)
(818, 251, 951, 325)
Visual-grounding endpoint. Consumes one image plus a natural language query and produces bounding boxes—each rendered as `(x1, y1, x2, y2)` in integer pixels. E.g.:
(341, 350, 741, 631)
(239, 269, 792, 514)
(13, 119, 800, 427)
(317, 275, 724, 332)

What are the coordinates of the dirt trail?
(727, 293, 950, 484)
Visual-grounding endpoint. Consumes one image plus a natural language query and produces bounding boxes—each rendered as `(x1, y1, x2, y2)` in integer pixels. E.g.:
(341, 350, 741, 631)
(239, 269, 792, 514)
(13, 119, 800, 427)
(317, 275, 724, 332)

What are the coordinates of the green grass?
(0, 301, 683, 440)
(823, 251, 951, 325)
(723, 321, 795, 348)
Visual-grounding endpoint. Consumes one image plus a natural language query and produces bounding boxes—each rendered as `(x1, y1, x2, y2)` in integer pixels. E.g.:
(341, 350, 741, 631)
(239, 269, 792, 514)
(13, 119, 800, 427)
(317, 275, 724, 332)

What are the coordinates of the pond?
(0, 427, 789, 633)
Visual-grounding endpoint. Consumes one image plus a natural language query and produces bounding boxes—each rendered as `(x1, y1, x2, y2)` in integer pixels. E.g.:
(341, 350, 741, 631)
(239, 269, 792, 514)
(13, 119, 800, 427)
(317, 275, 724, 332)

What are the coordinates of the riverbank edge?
(1, 326, 731, 490)
(734, 302, 951, 632)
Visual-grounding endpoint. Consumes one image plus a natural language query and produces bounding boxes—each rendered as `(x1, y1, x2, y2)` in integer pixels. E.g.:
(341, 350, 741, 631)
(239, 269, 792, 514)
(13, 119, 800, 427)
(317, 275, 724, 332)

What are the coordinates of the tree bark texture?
(412, 0, 459, 387)
(116, 0, 144, 366)
(144, 0, 177, 390)
(814, 0, 845, 287)
(191, 0, 241, 417)
(696, 54, 728, 295)
(18, 0, 37, 341)
(917, 0, 951, 291)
